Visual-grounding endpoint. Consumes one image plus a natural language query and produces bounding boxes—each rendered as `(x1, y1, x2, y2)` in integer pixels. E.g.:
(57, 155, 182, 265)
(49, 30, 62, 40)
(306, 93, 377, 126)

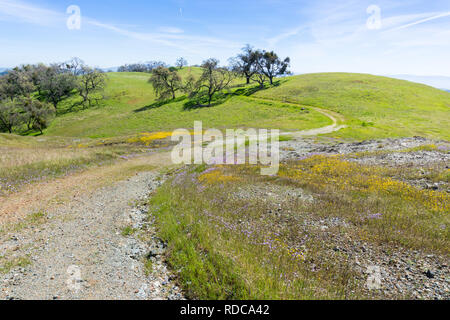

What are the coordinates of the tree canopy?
(148, 66, 183, 100)
(187, 59, 234, 107)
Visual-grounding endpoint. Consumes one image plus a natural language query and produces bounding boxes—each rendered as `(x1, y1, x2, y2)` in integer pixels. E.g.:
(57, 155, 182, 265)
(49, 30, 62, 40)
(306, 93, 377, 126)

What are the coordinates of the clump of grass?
(143, 258, 153, 276)
(361, 121, 374, 127)
(0, 211, 48, 235)
(279, 135, 293, 142)
(401, 144, 438, 152)
(0, 256, 32, 274)
(121, 226, 137, 237)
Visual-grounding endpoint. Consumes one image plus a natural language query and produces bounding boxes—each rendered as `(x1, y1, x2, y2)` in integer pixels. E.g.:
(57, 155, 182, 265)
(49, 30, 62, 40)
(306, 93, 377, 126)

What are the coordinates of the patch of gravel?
(0, 171, 184, 300)
(347, 150, 450, 167)
(232, 183, 314, 203)
(313, 137, 445, 154)
(327, 236, 449, 300)
(280, 136, 449, 161)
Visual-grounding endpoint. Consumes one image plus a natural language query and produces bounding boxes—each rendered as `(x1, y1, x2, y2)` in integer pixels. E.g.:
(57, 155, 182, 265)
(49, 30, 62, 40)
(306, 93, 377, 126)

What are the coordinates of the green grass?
(121, 226, 137, 237)
(42, 70, 329, 138)
(0, 256, 32, 274)
(46, 96, 331, 139)
(279, 135, 293, 142)
(254, 73, 450, 140)
(143, 258, 153, 276)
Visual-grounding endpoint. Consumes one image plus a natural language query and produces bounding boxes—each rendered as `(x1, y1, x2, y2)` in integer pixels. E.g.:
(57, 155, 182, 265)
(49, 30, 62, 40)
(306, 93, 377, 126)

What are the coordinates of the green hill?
(44, 70, 331, 138)
(42, 71, 450, 140)
(255, 73, 450, 140)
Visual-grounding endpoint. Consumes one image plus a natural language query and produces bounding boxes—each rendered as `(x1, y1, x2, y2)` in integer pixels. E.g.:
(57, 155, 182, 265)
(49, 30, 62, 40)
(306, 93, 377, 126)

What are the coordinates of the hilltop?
(255, 73, 450, 140)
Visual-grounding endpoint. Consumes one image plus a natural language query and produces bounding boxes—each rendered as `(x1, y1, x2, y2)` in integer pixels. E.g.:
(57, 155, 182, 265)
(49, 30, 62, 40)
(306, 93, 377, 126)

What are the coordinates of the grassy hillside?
(255, 73, 450, 140)
(39, 71, 450, 140)
(45, 70, 331, 138)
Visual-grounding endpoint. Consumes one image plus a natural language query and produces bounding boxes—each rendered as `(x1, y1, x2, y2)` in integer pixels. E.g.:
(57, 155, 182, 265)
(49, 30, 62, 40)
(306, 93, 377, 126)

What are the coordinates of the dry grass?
(0, 150, 173, 226)
(0, 133, 172, 196)
(0, 147, 93, 169)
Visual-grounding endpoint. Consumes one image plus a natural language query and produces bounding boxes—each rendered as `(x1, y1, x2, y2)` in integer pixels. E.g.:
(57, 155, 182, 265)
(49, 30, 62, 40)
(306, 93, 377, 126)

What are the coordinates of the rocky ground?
(232, 180, 449, 300)
(278, 136, 449, 299)
(0, 171, 183, 300)
(281, 136, 450, 192)
(281, 136, 449, 160)
(306, 215, 449, 300)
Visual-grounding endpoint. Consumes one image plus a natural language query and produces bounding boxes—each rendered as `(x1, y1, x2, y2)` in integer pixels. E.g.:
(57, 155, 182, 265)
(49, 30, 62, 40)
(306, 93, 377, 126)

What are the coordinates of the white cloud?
(266, 26, 304, 47)
(157, 26, 184, 34)
(386, 11, 450, 31)
(0, 0, 62, 25)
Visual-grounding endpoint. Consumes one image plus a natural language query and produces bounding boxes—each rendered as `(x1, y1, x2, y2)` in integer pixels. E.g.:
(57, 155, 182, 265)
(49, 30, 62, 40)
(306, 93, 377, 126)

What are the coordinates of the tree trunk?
(208, 95, 212, 107)
(269, 76, 273, 85)
(246, 77, 250, 84)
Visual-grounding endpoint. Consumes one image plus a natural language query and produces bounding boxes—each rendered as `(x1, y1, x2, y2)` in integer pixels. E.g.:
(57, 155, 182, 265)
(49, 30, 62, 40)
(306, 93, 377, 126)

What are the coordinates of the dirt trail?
(291, 107, 346, 136)
(0, 152, 172, 226)
(1, 152, 183, 300)
(242, 96, 347, 136)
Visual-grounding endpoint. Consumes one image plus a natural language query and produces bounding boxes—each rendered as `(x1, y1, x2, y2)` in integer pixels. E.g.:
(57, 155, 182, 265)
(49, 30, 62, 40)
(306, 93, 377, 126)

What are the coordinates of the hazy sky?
(0, 0, 449, 76)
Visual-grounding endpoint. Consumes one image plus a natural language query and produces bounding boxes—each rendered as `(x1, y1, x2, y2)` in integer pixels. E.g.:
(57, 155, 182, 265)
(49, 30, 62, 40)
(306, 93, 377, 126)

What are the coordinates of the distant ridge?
(388, 74, 450, 91)
(101, 67, 119, 73)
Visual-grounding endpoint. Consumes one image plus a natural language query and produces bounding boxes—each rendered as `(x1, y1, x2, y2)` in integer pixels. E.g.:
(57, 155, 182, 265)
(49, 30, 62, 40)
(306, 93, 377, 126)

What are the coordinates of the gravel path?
(0, 171, 183, 300)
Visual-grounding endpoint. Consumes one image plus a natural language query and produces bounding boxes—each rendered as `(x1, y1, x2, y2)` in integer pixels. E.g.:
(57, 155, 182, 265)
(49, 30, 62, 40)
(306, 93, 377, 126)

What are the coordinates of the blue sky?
(0, 0, 449, 76)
